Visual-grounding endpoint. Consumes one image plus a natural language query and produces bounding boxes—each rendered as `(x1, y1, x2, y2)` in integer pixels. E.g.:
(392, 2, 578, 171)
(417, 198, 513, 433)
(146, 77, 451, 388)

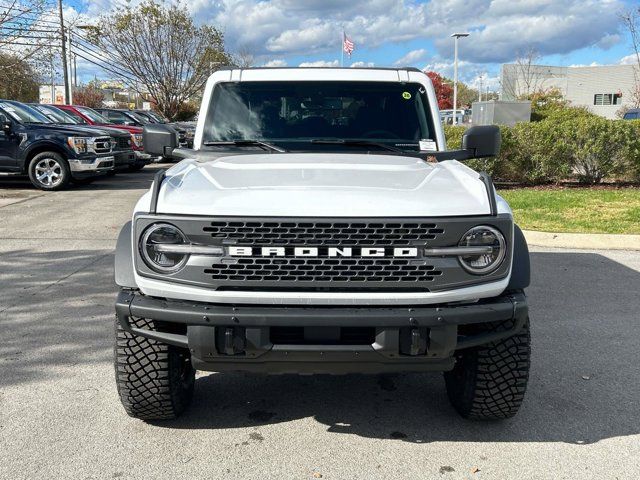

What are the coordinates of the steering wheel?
(360, 130, 401, 139)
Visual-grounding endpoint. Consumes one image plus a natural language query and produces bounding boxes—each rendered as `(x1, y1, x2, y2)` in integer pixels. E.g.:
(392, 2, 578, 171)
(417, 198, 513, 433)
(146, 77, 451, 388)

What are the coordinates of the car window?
(105, 111, 128, 124)
(0, 101, 51, 123)
(76, 107, 110, 124)
(202, 81, 435, 148)
(32, 105, 72, 123)
(623, 112, 638, 120)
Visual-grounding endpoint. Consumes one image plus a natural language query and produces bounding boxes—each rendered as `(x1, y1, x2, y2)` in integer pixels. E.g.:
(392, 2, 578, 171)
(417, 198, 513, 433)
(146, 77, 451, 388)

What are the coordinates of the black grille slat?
(203, 221, 444, 246)
(204, 258, 442, 283)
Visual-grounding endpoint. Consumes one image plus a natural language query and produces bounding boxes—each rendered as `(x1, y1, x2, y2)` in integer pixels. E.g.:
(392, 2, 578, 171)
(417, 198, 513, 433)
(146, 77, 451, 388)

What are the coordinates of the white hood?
(148, 153, 496, 217)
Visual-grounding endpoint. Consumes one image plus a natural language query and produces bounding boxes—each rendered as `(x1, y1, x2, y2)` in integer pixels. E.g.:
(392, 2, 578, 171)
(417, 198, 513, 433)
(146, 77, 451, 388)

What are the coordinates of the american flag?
(343, 32, 354, 57)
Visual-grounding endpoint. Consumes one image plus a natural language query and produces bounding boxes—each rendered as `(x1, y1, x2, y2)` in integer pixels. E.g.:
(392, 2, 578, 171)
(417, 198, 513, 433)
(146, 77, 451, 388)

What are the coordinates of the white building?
(500, 63, 638, 119)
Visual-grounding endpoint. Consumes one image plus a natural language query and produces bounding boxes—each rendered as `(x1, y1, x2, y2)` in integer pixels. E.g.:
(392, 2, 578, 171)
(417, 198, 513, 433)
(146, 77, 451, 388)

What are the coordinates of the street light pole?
(57, 0, 70, 104)
(450, 32, 469, 126)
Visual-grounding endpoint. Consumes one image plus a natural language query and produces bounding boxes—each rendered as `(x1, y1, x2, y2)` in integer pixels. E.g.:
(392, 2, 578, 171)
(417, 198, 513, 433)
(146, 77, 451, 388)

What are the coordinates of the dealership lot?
(0, 166, 639, 480)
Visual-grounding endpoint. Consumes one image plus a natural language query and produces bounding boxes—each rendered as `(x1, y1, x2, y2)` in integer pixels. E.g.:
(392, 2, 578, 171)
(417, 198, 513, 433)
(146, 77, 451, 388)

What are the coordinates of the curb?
(522, 230, 640, 251)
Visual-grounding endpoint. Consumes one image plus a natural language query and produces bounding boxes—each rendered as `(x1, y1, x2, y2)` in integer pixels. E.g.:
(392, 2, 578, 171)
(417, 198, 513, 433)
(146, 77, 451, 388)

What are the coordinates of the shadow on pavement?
(153, 251, 640, 445)
(1, 246, 638, 445)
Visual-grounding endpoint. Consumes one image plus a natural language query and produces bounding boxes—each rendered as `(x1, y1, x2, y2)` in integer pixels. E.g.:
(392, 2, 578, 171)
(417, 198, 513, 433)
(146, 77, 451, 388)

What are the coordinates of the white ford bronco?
(114, 67, 531, 421)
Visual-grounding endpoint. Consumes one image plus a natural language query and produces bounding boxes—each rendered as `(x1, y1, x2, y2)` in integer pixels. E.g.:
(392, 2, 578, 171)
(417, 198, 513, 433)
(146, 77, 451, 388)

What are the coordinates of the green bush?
(443, 117, 640, 184)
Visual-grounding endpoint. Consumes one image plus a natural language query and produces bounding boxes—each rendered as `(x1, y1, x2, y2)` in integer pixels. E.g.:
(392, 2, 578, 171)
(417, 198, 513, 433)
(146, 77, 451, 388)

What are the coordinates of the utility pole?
(478, 73, 483, 102)
(57, 0, 70, 104)
(67, 27, 73, 104)
(450, 32, 469, 126)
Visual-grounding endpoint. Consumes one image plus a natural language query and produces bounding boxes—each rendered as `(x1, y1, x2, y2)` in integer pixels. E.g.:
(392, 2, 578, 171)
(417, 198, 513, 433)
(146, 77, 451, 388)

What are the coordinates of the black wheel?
(114, 316, 195, 420)
(128, 161, 146, 172)
(444, 316, 531, 420)
(28, 152, 71, 191)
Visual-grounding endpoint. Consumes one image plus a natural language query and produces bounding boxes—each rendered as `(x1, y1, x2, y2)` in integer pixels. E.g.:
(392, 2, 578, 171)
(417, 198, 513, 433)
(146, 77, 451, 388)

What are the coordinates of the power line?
(71, 47, 138, 83)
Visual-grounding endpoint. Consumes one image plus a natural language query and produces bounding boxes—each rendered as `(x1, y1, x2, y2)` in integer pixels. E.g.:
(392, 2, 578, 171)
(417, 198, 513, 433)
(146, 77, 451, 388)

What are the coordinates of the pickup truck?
(114, 67, 531, 421)
(0, 100, 116, 189)
(54, 105, 150, 171)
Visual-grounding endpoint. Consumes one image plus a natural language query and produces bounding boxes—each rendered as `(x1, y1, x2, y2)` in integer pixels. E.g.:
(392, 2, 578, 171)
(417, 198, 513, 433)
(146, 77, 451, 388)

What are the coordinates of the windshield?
(77, 106, 110, 124)
(32, 105, 79, 124)
(128, 111, 151, 124)
(0, 101, 52, 124)
(202, 81, 435, 150)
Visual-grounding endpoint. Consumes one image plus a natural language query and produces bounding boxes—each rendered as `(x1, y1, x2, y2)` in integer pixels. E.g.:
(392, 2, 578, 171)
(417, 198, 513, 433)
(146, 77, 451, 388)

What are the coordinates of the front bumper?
(134, 151, 154, 163)
(68, 153, 114, 175)
(113, 150, 136, 168)
(115, 290, 527, 374)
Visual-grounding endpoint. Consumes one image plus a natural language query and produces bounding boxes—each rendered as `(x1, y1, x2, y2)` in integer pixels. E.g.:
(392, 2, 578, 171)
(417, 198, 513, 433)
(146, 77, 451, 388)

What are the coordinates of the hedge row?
(444, 115, 640, 184)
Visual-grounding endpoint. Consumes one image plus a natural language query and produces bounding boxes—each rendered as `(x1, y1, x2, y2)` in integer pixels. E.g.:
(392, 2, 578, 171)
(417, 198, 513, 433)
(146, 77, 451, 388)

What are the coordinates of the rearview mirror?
(0, 114, 11, 134)
(143, 123, 179, 156)
(461, 125, 501, 158)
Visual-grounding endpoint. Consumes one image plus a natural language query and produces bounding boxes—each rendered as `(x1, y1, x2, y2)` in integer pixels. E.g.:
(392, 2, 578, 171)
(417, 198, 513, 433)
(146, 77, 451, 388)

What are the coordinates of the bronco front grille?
(203, 221, 445, 246)
(204, 257, 442, 283)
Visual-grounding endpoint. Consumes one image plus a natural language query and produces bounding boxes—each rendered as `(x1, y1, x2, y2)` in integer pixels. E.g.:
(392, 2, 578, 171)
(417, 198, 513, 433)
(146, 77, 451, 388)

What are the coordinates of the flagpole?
(341, 30, 344, 67)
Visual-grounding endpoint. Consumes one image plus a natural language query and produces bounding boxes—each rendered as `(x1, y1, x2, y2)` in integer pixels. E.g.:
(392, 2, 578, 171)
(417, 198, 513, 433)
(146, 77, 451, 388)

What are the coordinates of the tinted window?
(0, 101, 51, 123)
(77, 107, 110, 123)
(203, 81, 434, 146)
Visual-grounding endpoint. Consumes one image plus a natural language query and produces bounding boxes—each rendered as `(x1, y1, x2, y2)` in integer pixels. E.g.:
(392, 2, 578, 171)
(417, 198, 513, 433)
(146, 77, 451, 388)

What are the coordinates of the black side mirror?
(143, 123, 179, 156)
(0, 114, 11, 134)
(462, 125, 501, 158)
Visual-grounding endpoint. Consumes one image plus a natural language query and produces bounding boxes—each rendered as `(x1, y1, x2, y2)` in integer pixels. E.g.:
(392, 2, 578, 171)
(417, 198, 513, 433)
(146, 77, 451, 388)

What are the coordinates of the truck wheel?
(114, 316, 195, 420)
(28, 152, 71, 191)
(444, 317, 531, 420)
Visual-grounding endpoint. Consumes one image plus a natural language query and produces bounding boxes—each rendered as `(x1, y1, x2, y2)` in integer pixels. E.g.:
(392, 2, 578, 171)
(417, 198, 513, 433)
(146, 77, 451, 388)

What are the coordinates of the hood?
(45, 124, 130, 137)
(151, 153, 494, 217)
(25, 123, 105, 137)
(95, 123, 142, 134)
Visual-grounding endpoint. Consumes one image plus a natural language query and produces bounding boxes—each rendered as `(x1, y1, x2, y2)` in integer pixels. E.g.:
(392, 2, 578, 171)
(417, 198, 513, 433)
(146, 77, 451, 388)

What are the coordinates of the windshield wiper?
(203, 140, 286, 153)
(309, 138, 408, 154)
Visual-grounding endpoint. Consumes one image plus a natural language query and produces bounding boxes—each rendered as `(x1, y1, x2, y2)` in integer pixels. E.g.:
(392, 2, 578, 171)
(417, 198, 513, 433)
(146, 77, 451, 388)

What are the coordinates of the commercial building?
(500, 63, 637, 119)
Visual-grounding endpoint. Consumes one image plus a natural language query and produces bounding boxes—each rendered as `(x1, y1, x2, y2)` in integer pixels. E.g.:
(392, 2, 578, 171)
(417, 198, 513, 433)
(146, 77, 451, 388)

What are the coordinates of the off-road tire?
(114, 316, 195, 420)
(444, 316, 531, 420)
(27, 152, 71, 191)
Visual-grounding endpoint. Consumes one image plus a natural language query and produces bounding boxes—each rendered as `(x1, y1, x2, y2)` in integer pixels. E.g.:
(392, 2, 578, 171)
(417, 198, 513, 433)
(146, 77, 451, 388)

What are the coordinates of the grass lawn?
(497, 187, 640, 234)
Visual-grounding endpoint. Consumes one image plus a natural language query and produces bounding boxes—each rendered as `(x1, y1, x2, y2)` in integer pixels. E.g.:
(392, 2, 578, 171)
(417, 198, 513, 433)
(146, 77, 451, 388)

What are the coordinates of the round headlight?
(140, 223, 188, 273)
(458, 226, 506, 274)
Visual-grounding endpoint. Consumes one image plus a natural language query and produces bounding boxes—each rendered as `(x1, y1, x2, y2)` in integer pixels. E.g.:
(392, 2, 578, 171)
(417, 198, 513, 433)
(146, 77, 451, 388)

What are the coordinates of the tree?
(73, 81, 105, 108)
(620, 7, 640, 108)
(0, 52, 39, 101)
(233, 45, 256, 68)
(86, 0, 231, 120)
(455, 81, 480, 108)
(425, 71, 453, 109)
(501, 47, 543, 100)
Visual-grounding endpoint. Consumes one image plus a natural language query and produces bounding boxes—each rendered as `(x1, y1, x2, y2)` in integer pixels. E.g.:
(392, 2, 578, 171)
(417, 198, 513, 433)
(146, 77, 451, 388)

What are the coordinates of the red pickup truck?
(55, 105, 153, 170)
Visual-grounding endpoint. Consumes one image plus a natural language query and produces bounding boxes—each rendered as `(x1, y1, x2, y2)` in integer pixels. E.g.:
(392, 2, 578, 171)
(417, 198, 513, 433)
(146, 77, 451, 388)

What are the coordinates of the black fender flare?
(507, 224, 530, 291)
(114, 221, 137, 288)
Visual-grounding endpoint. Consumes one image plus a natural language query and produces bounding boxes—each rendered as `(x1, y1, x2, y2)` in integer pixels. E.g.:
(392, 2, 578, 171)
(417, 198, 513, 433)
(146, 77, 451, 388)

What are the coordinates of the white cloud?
(263, 59, 288, 67)
(298, 60, 340, 67)
(620, 54, 639, 66)
(394, 49, 428, 66)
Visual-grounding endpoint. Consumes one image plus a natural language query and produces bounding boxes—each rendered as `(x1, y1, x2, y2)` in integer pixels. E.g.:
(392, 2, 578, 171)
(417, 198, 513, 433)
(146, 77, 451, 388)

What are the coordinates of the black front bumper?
(113, 150, 137, 168)
(115, 291, 527, 374)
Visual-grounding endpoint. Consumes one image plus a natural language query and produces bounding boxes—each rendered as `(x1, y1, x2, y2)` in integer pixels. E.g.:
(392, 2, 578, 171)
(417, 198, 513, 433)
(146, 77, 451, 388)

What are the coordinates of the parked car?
(0, 100, 115, 190)
(622, 108, 640, 120)
(114, 67, 531, 421)
(54, 105, 150, 170)
(133, 109, 195, 148)
(29, 104, 136, 172)
(96, 108, 194, 150)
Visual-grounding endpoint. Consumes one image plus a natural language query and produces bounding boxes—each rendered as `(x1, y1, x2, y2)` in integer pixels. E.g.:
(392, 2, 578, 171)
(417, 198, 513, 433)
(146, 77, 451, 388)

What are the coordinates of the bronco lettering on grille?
(227, 246, 419, 257)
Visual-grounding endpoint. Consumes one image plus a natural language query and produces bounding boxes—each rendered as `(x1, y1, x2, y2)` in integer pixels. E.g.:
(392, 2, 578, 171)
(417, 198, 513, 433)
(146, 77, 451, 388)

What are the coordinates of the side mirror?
(0, 114, 11, 134)
(143, 123, 179, 156)
(462, 125, 501, 158)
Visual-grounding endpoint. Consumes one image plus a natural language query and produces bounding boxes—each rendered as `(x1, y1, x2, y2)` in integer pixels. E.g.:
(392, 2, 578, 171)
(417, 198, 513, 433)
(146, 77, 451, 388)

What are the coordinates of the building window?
(594, 93, 622, 106)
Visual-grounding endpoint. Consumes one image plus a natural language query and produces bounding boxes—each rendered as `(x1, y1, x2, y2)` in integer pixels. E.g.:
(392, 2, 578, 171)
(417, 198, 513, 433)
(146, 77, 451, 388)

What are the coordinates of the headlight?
(140, 223, 189, 273)
(457, 226, 506, 274)
(68, 136, 88, 153)
(131, 133, 144, 148)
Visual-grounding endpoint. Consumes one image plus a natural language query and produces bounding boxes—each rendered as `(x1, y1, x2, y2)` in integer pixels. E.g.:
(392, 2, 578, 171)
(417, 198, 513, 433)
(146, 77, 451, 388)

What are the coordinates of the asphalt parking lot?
(1, 165, 639, 479)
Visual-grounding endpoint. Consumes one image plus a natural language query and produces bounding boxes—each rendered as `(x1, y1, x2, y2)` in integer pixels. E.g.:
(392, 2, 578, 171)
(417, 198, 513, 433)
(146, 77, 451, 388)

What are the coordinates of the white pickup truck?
(114, 67, 531, 421)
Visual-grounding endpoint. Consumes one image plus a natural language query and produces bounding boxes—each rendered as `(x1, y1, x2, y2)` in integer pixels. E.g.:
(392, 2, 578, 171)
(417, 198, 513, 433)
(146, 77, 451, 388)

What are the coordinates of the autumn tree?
(73, 81, 105, 108)
(0, 52, 39, 101)
(425, 71, 453, 109)
(621, 7, 640, 107)
(85, 0, 231, 120)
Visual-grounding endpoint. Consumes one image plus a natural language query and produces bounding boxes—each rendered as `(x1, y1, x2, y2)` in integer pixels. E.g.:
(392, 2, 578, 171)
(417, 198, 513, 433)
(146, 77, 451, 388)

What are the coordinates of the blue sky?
(65, 0, 639, 90)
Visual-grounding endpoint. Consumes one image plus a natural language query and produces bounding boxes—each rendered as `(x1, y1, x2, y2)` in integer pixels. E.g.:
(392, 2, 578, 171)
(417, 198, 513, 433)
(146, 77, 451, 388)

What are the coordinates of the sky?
(63, 0, 639, 91)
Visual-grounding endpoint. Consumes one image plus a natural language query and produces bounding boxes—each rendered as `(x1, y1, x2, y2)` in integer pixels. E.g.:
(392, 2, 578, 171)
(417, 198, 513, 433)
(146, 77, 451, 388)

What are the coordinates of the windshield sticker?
(0, 104, 20, 121)
(419, 139, 437, 151)
(402, 91, 412, 100)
